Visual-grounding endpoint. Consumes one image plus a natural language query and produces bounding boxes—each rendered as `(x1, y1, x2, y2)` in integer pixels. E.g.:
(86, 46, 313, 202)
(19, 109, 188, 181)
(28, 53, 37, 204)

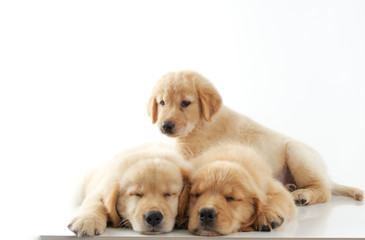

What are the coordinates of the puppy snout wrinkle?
(199, 208, 216, 225)
(162, 121, 175, 134)
(144, 211, 163, 227)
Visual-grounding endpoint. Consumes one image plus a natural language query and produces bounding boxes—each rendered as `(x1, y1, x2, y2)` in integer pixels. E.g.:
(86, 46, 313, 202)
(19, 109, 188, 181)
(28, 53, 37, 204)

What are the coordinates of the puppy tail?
(331, 181, 363, 201)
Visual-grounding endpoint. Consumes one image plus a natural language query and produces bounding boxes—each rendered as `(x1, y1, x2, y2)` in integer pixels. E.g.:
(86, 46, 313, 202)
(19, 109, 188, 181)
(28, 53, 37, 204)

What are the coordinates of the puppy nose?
(144, 211, 163, 227)
(199, 208, 216, 225)
(162, 121, 175, 134)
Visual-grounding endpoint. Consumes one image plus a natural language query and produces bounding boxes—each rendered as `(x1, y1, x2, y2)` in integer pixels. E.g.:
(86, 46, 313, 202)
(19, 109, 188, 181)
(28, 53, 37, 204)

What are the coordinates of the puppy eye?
(181, 100, 191, 108)
(164, 193, 171, 198)
(132, 193, 143, 198)
(192, 193, 200, 198)
(160, 100, 165, 106)
(225, 196, 234, 202)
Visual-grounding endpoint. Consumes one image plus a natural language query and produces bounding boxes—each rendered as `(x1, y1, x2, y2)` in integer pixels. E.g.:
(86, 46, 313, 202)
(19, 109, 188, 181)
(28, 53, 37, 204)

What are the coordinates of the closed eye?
(225, 196, 235, 202)
(130, 192, 144, 198)
(191, 193, 201, 198)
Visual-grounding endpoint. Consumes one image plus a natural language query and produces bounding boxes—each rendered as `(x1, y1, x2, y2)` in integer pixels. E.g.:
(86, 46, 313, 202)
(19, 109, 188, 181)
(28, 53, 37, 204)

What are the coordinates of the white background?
(0, 1, 364, 239)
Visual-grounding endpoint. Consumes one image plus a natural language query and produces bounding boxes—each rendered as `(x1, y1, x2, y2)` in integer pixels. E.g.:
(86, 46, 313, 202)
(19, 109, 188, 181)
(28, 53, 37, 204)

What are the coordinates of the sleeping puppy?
(188, 143, 296, 236)
(68, 143, 191, 237)
(147, 70, 363, 205)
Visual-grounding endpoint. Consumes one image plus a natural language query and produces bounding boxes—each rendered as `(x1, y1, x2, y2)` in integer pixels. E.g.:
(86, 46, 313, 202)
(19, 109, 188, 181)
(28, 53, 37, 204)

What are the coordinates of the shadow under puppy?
(188, 143, 296, 236)
(68, 143, 191, 237)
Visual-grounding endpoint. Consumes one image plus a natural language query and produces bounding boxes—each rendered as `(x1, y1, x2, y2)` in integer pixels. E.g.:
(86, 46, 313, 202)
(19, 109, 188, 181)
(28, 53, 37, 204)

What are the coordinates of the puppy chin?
(140, 230, 164, 235)
(159, 128, 186, 138)
(193, 227, 221, 236)
(160, 129, 178, 137)
(135, 226, 170, 235)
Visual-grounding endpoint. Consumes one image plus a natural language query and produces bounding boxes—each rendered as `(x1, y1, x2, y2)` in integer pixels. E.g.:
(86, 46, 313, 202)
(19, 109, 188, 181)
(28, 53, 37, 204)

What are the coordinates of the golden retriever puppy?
(147, 70, 363, 206)
(68, 143, 191, 237)
(188, 143, 296, 235)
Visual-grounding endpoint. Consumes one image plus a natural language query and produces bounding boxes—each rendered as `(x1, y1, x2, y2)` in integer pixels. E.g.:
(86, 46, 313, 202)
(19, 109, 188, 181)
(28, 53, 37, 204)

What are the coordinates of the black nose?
(199, 208, 216, 225)
(144, 211, 163, 227)
(162, 121, 175, 134)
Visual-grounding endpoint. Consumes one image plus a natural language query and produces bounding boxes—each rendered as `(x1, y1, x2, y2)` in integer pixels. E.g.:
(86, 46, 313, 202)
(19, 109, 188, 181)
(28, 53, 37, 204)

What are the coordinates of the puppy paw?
(285, 184, 297, 192)
(291, 189, 310, 206)
(253, 210, 285, 232)
(68, 215, 107, 237)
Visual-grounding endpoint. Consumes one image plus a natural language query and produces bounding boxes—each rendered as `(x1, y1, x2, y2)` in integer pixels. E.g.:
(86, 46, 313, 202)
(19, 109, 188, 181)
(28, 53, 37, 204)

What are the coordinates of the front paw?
(68, 215, 107, 237)
(253, 210, 285, 232)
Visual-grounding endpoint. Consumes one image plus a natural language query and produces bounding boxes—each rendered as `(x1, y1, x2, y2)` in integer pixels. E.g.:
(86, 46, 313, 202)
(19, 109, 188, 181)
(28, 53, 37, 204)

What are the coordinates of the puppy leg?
(286, 141, 331, 205)
(68, 192, 108, 237)
(254, 181, 296, 231)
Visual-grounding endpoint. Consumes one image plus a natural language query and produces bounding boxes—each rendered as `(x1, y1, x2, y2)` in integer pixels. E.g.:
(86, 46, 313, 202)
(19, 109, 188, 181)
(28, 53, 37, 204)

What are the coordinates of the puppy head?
(105, 158, 190, 234)
(147, 70, 222, 137)
(188, 161, 264, 236)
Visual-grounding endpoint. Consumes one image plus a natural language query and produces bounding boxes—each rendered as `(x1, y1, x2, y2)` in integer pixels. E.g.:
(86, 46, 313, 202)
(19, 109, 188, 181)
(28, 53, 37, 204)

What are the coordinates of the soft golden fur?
(68, 143, 191, 237)
(188, 143, 296, 235)
(148, 70, 363, 205)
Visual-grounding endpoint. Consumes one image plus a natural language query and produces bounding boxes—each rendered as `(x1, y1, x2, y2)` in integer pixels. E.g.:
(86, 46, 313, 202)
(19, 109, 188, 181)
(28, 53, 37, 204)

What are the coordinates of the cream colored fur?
(188, 143, 297, 235)
(148, 70, 363, 205)
(68, 143, 191, 237)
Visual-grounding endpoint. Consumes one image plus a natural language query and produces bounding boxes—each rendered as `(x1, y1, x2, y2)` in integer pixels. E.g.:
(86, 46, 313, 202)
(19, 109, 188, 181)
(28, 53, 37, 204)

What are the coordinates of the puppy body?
(188, 143, 296, 235)
(68, 143, 191, 237)
(148, 70, 363, 205)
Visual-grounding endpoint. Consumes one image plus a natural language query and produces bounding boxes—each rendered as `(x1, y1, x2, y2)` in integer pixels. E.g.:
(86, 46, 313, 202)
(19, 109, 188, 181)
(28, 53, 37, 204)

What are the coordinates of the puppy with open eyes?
(188, 143, 296, 235)
(68, 143, 191, 237)
(147, 70, 363, 206)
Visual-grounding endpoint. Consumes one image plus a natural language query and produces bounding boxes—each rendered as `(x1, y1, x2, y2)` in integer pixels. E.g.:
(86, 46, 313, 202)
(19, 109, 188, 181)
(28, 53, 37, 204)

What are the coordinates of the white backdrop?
(1, 1, 364, 239)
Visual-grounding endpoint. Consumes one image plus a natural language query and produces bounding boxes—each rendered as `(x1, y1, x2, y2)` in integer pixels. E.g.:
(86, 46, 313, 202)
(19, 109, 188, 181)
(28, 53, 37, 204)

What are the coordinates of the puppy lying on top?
(148, 70, 363, 205)
(188, 143, 296, 236)
(68, 143, 191, 237)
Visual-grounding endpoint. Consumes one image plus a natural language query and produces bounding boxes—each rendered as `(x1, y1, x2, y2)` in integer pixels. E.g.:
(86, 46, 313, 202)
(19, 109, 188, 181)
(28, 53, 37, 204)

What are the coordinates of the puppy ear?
(239, 197, 263, 232)
(147, 96, 158, 124)
(195, 76, 222, 122)
(175, 168, 191, 228)
(104, 182, 121, 228)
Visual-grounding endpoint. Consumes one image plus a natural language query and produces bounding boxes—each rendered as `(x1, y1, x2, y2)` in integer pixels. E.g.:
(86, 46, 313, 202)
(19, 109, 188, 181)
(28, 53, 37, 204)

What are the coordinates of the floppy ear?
(175, 168, 191, 228)
(238, 197, 263, 232)
(103, 183, 121, 228)
(195, 76, 222, 122)
(147, 96, 158, 124)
